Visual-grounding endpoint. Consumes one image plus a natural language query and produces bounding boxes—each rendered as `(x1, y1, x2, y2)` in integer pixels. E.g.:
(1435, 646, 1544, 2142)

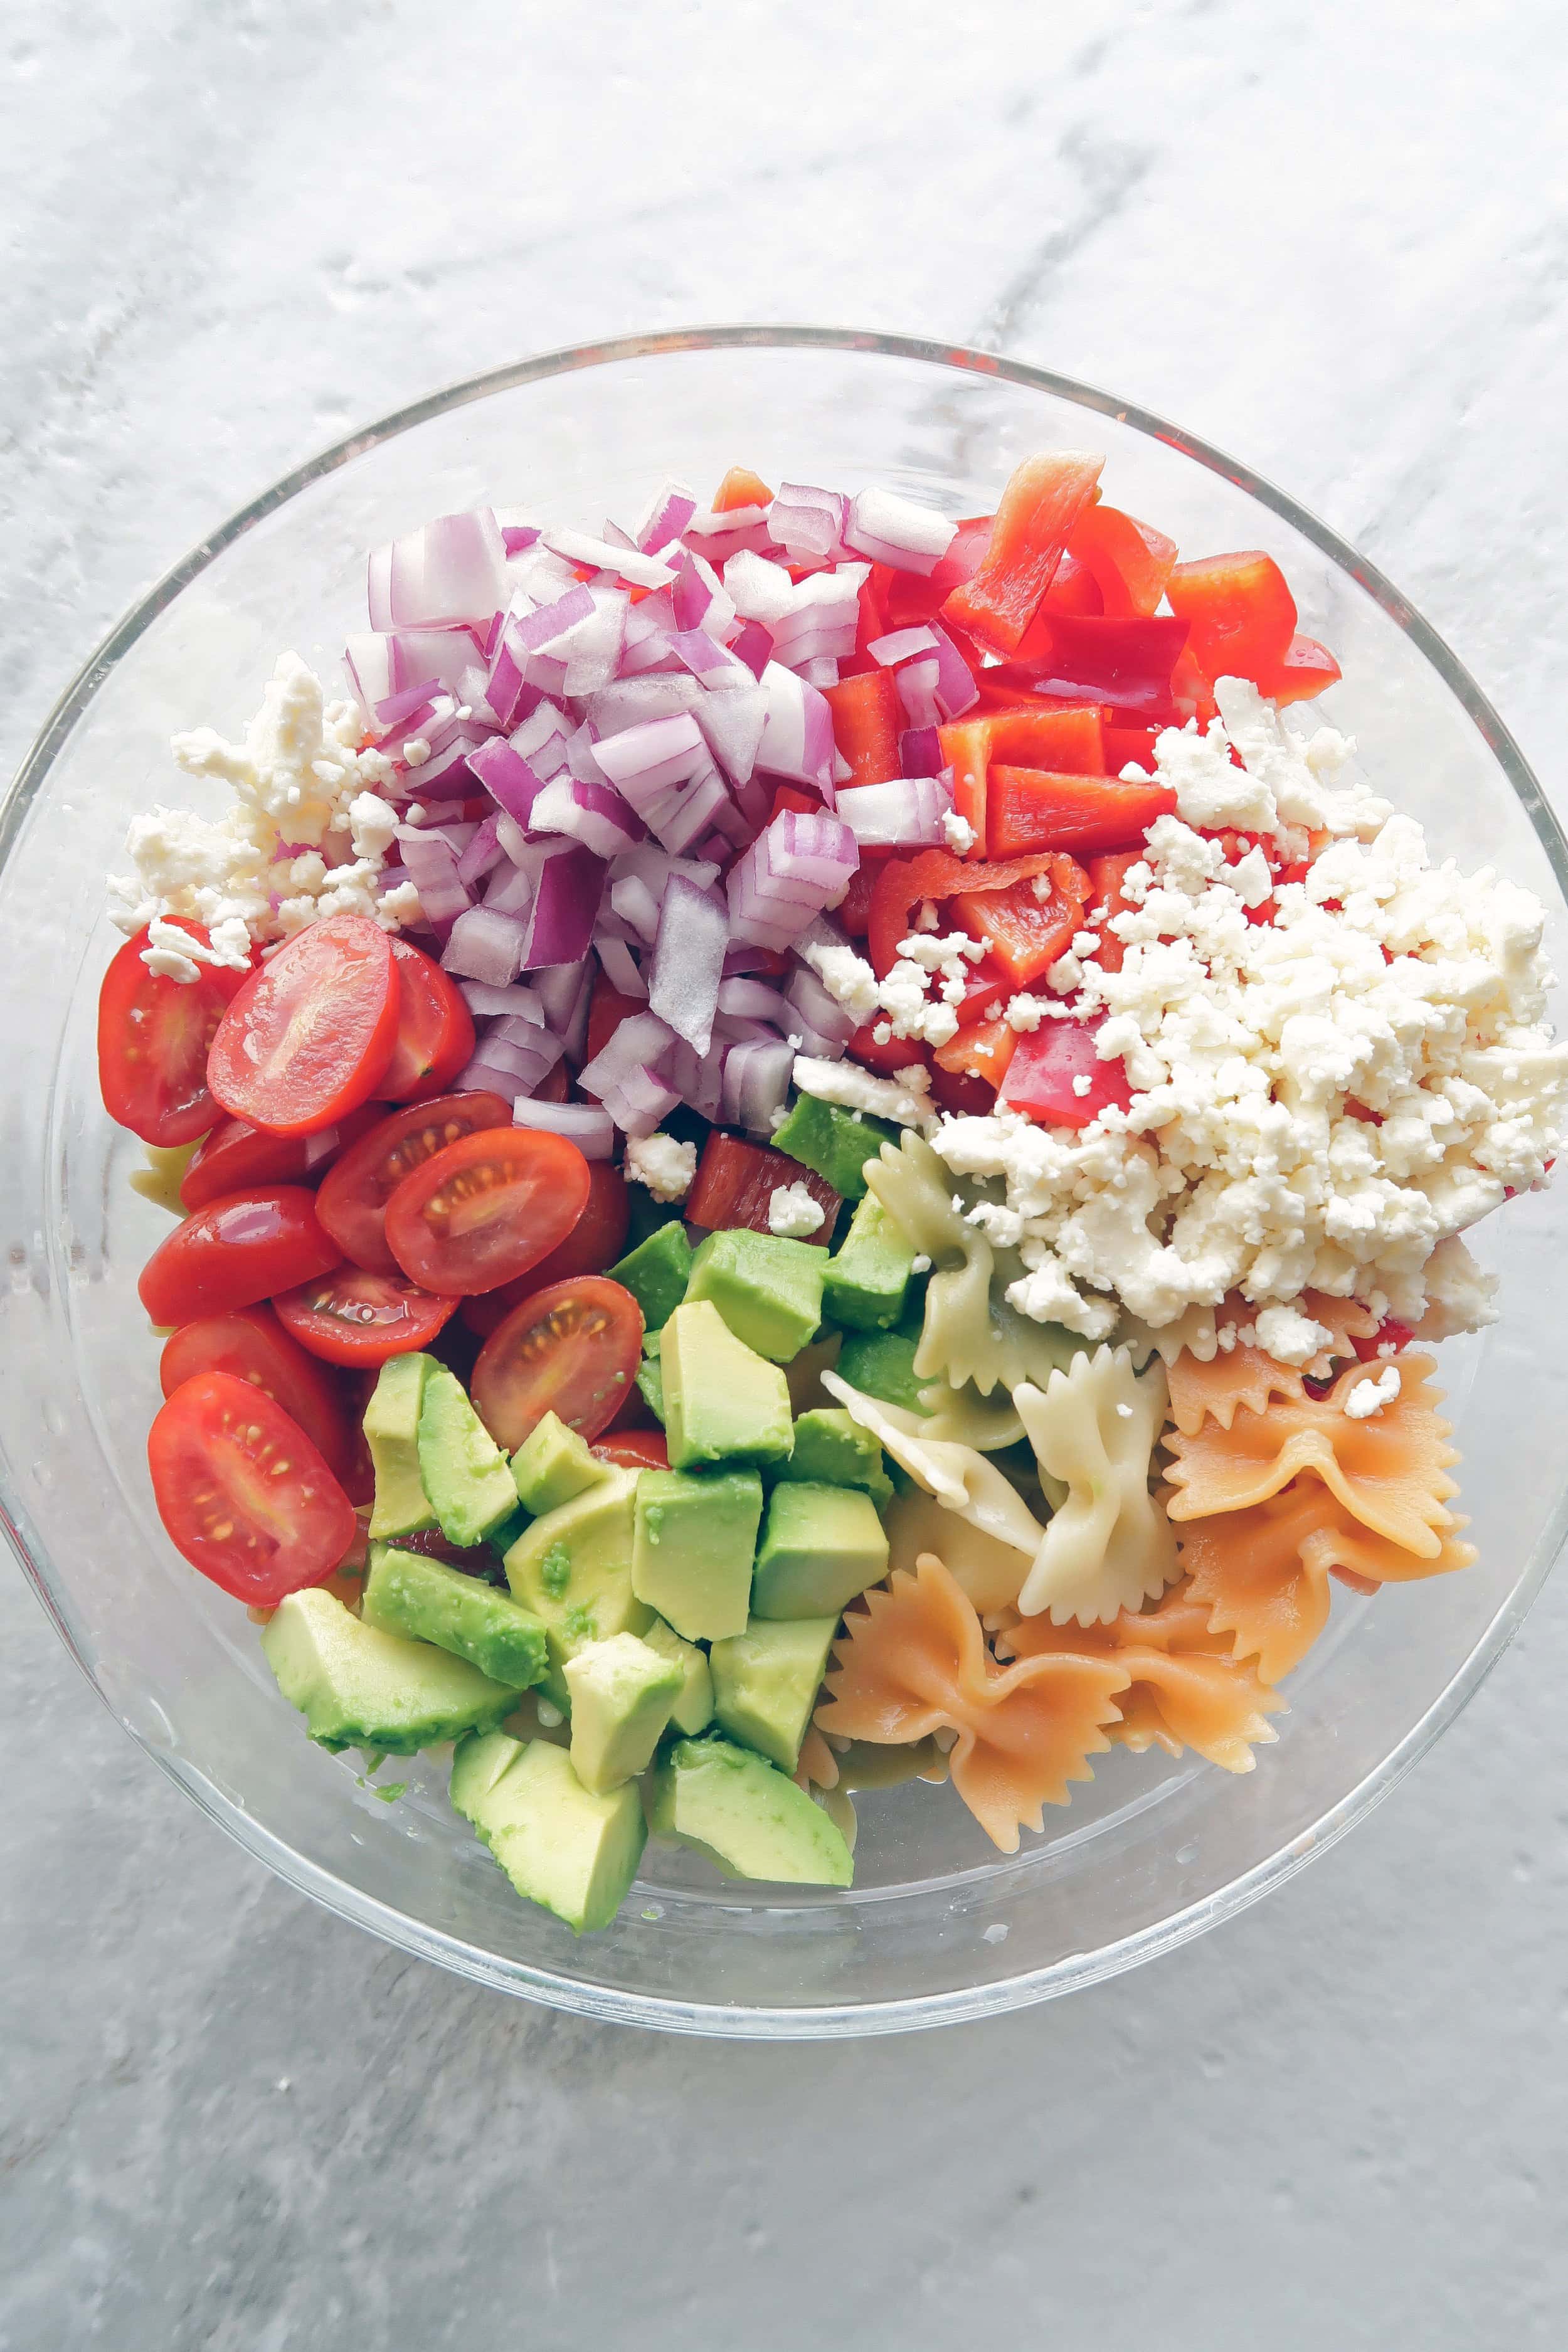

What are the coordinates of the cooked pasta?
(884, 1486, 1032, 1614)
(822, 1371, 1045, 1557)
(1013, 1346, 1180, 1624)
(1166, 1344, 1306, 1438)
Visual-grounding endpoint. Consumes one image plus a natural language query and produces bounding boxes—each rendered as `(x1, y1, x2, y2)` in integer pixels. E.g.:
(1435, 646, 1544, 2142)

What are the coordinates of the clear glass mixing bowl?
(4, 327, 1567, 2038)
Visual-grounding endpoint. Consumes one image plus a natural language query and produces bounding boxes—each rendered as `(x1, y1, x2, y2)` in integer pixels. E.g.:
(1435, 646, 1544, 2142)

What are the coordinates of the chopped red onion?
(512, 1099, 617, 1158)
(722, 940, 787, 977)
(844, 487, 958, 576)
(511, 701, 573, 774)
(530, 774, 643, 857)
(634, 479, 699, 556)
(785, 965, 858, 1047)
(721, 1038, 795, 1135)
(869, 625, 941, 667)
(713, 1012, 785, 1047)
(770, 484, 849, 568)
(672, 551, 736, 640)
(610, 874, 662, 944)
(455, 814, 506, 889)
(348, 627, 481, 714)
(403, 729, 492, 802)
(798, 657, 841, 690)
(900, 725, 943, 777)
(373, 510, 509, 631)
(395, 828, 471, 928)
(453, 1022, 563, 1096)
(773, 568, 868, 670)
(579, 1010, 681, 1138)
(724, 549, 798, 628)
(460, 980, 544, 1021)
(729, 620, 774, 681)
(442, 906, 527, 987)
(506, 584, 595, 657)
(519, 843, 605, 970)
(563, 723, 608, 785)
(755, 664, 836, 793)
(595, 936, 647, 999)
(532, 959, 593, 1058)
(896, 654, 943, 732)
(542, 528, 676, 591)
(716, 977, 785, 1022)
(648, 874, 728, 1056)
(726, 808, 859, 950)
(472, 737, 548, 829)
(837, 773, 953, 850)
(483, 858, 535, 918)
(682, 505, 773, 563)
(665, 1037, 726, 1123)
(928, 623, 979, 721)
(590, 674, 704, 734)
(691, 679, 767, 788)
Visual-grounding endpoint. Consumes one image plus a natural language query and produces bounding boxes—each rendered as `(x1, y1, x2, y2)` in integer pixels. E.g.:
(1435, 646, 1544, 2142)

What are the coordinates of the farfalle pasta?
(1012, 1345, 1180, 1623)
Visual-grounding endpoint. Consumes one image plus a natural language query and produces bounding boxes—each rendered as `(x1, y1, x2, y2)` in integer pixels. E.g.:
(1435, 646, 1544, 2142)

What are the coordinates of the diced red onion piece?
(459, 981, 544, 1021)
(648, 874, 728, 1057)
(532, 958, 593, 1058)
(722, 941, 786, 976)
(542, 529, 676, 591)
(896, 655, 943, 732)
(530, 774, 643, 857)
(521, 844, 605, 970)
(509, 584, 596, 655)
(770, 484, 848, 567)
(579, 1009, 681, 1138)
(716, 977, 785, 1022)
(691, 679, 768, 788)
(798, 657, 840, 690)
(836, 774, 953, 849)
(472, 737, 548, 828)
(665, 1037, 726, 1122)
(726, 808, 859, 950)
(721, 1039, 796, 1135)
(512, 1099, 617, 1158)
(610, 874, 662, 944)
(844, 487, 959, 576)
(672, 551, 736, 640)
(900, 725, 943, 778)
(483, 859, 535, 918)
(595, 936, 647, 999)
(376, 510, 509, 630)
(453, 1022, 564, 1095)
(395, 828, 471, 927)
(442, 906, 527, 987)
(634, 479, 699, 556)
(373, 681, 442, 731)
(785, 965, 858, 1046)
(729, 620, 774, 681)
(868, 625, 941, 667)
(755, 664, 836, 794)
(683, 505, 773, 562)
(455, 814, 506, 889)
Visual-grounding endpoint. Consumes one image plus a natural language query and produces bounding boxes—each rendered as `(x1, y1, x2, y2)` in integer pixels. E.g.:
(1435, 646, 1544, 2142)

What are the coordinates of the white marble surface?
(6, 3, 1568, 2344)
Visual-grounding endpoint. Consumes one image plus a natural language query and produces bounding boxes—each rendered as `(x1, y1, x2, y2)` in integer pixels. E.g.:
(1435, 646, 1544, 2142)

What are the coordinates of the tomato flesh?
(377, 938, 476, 1101)
(148, 1370, 356, 1602)
(206, 913, 400, 1136)
(273, 1264, 457, 1366)
(179, 1103, 383, 1211)
(159, 1305, 354, 1477)
(593, 1429, 670, 1471)
(457, 1163, 631, 1339)
(98, 924, 246, 1146)
(470, 1276, 644, 1452)
(138, 1187, 339, 1326)
(383, 1126, 591, 1298)
(314, 1092, 513, 1274)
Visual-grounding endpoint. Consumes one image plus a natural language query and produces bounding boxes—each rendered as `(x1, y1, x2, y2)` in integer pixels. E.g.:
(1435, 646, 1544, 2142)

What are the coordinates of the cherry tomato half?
(273, 1264, 458, 1366)
(138, 1187, 340, 1327)
(384, 1126, 591, 1298)
(206, 913, 399, 1137)
(179, 1102, 384, 1212)
(148, 1369, 356, 1602)
(592, 1429, 669, 1471)
(377, 938, 477, 1102)
(97, 924, 246, 1146)
(470, 1276, 644, 1452)
(159, 1305, 354, 1478)
(314, 1093, 514, 1274)
(458, 1162, 632, 1340)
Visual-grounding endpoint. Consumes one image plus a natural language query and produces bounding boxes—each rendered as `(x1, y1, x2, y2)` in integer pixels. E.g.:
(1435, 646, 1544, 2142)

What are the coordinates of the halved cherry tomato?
(593, 1429, 669, 1471)
(148, 1369, 356, 1602)
(179, 1102, 384, 1212)
(384, 1126, 591, 1297)
(97, 924, 247, 1146)
(206, 913, 400, 1137)
(1000, 1017, 1131, 1128)
(159, 1303, 354, 1480)
(376, 938, 476, 1102)
(314, 1093, 513, 1274)
(273, 1264, 457, 1366)
(138, 1187, 339, 1326)
(457, 1163, 632, 1340)
(471, 1276, 644, 1452)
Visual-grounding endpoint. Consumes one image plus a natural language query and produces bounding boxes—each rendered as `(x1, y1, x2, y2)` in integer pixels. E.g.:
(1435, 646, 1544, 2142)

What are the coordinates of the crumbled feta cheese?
(803, 940, 881, 1026)
(911, 1253, 931, 1273)
(1071, 1074, 1093, 1098)
(1253, 1303, 1333, 1370)
(768, 1182, 826, 1238)
(1149, 678, 1392, 846)
(1343, 1362, 1401, 1419)
(941, 810, 977, 854)
(623, 1131, 697, 1202)
(402, 736, 432, 768)
(1007, 995, 1049, 1032)
(1414, 1234, 1499, 1340)
(792, 1054, 936, 1130)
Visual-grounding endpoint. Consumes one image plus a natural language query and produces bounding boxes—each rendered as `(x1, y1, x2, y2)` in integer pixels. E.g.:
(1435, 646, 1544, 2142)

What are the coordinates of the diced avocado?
(418, 1364, 519, 1547)
(631, 1466, 763, 1643)
(261, 1587, 520, 1756)
(649, 1737, 852, 1887)
(751, 1481, 889, 1621)
(821, 1190, 915, 1332)
(635, 1333, 665, 1424)
(683, 1229, 825, 1364)
(363, 1544, 549, 1689)
(777, 1407, 893, 1508)
(363, 1353, 437, 1540)
(489, 1505, 529, 1557)
(450, 1732, 645, 1934)
(563, 1633, 684, 1793)
(835, 1310, 927, 1413)
(504, 1470, 652, 1705)
(709, 1614, 838, 1773)
(511, 1409, 610, 1516)
(641, 1616, 714, 1735)
(610, 1220, 694, 1332)
(783, 1330, 842, 1417)
(662, 1300, 794, 1471)
(771, 1093, 896, 1201)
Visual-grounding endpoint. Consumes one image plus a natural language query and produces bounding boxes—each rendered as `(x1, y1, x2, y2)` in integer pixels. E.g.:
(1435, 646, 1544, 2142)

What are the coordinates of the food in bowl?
(95, 451, 1565, 1934)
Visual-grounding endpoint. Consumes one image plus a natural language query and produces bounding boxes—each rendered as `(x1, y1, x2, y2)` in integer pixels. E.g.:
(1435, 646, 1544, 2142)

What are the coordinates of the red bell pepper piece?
(938, 704, 1107, 861)
(1039, 551, 1104, 617)
(846, 1024, 933, 1077)
(1000, 1015, 1131, 1128)
(768, 783, 820, 823)
(835, 856, 882, 941)
(823, 669, 902, 786)
(1101, 723, 1162, 773)
(985, 766, 1177, 859)
(875, 516, 994, 631)
(712, 465, 773, 511)
(1066, 504, 1179, 617)
(950, 857, 1093, 990)
(941, 453, 1104, 654)
(930, 1061, 999, 1116)
(837, 571, 890, 679)
(1165, 552, 1296, 688)
(1352, 1317, 1413, 1362)
(1259, 633, 1343, 706)
(686, 1134, 840, 1244)
(583, 968, 644, 1064)
(1000, 613, 1192, 722)
(866, 846, 1089, 978)
(1081, 850, 1143, 975)
(933, 1015, 1016, 1092)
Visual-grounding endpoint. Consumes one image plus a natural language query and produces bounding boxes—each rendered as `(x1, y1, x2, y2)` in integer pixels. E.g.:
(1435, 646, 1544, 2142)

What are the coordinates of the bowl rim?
(8, 322, 1568, 2039)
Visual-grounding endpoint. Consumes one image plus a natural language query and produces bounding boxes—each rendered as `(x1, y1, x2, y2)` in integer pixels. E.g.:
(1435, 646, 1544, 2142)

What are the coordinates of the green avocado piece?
(649, 1737, 852, 1887)
(630, 1465, 763, 1643)
(262, 1587, 520, 1756)
(662, 1300, 794, 1471)
(835, 1310, 927, 1413)
(363, 1544, 549, 1690)
(450, 1732, 646, 1934)
(709, 1614, 838, 1773)
(610, 1221, 694, 1333)
(363, 1353, 438, 1540)
(777, 1407, 893, 1508)
(750, 1481, 889, 1621)
(771, 1093, 897, 1201)
(683, 1228, 826, 1363)
(635, 1333, 665, 1424)
(821, 1191, 916, 1332)
(640, 1616, 714, 1735)
(417, 1364, 519, 1547)
(511, 1409, 611, 1516)
(563, 1633, 685, 1793)
(503, 1470, 652, 1705)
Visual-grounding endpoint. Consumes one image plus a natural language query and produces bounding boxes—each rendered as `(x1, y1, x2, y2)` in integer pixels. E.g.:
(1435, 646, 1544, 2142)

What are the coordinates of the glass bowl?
(5, 327, 1567, 2040)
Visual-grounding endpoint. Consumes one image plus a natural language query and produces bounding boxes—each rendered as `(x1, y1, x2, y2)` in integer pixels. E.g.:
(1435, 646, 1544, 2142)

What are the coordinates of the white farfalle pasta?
(1014, 1345, 1180, 1624)
(884, 1486, 1032, 1614)
(822, 1372, 1044, 1557)
(915, 1381, 1025, 1451)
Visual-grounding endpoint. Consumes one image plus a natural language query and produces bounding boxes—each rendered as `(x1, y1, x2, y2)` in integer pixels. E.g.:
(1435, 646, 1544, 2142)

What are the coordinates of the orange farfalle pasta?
(1166, 1345, 1305, 1438)
(1300, 1292, 1379, 1376)
(793, 1724, 840, 1791)
(1163, 1353, 1460, 1557)
(999, 1584, 1283, 1772)
(815, 1556, 1127, 1853)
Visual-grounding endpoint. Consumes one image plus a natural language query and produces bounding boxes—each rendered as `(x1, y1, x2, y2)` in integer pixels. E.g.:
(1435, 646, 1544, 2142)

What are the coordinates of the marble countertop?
(5, 4, 1567, 2344)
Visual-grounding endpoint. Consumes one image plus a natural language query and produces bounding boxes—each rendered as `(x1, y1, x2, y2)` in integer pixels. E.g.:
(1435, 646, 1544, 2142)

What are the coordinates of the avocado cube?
(631, 1466, 763, 1644)
(835, 1312, 928, 1414)
(684, 1229, 826, 1364)
(709, 1614, 839, 1773)
(511, 1409, 611, 1516)
(563, 1633, 685, 1793)
(649, 1737, 852, 1887)
(662, 1301, 794, 1472)
(262, 1587, 521, 1756)
(635, 1337, 665, 1424)
(363, 1353, 438, 1540)
(822, 1192, 915, 1332)
(778, 1408, 893, 1508)
(641, 1616, 714, 1735)
(504, 1470, 652, 1705)
(610, 1221, 694, 1332)
(363, 1545, 549, 1690)
(418, 1364, 519, 1548)
(771, 1093, 897, 1201)
(450, 1732, 646, 1934)
(751, 1481, 889, 1621)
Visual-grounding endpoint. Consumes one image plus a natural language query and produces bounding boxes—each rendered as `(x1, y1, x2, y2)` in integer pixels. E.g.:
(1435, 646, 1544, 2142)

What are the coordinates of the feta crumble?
(623, 1131, 697, 1202)
(1343, 1363, 1402, 1419)
(792, 1054, 936, 1130)
(768, 1182, 827, 1238)
(941, 810, 977, 854)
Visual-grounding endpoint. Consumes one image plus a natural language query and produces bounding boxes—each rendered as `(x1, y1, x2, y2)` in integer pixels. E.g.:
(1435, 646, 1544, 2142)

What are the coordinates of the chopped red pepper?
(938, 704, 1107, 859)
(934, 1016, 1016, 1092)
(1039, 551, 1104, 617)
(1066, 504, 1179, 617)
(1352, 1318, 1413, 1361)
(823, 669, 903, 786)
(999, 612, 1192, 723)
(875, 514, 994, 631)
(986, 765, 1176, 859)
(837, 571, 891, 679)
(1259, 633, 1343, 706)
(950, 857, 1092, 989)
(941, 453, 1104, 654)
(1000, 1015, 1131, 1128)
(929, 1062, 998, 1116)
(712, 465, 773, 511)
(768, 783, 820, 824)
(583, 969, 644, 1064)
(845, 1023, 931, 1076)
(686, 1134, 840, 1245)
(835, 856, 882, 941)
(1101, 723, 1162, 773)
(1165, 552, 1297, 689)
(1081, 850, 1143, 974)
(866, 846, 1090, 978)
